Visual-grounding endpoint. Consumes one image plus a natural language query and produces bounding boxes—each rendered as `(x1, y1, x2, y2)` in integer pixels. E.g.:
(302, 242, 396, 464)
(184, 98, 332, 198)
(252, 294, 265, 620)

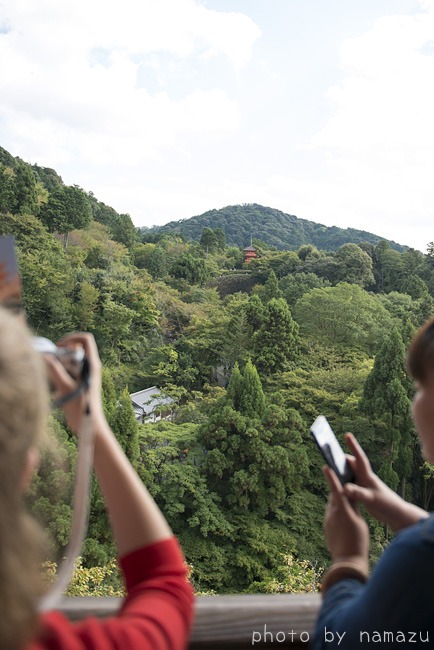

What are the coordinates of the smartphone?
(310, 415, 354, 484)
(0, 236, 23, 314)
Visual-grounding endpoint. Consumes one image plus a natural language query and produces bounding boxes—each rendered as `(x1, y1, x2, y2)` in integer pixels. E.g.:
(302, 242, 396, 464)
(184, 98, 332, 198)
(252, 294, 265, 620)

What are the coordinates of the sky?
(1, 0, 433, 251)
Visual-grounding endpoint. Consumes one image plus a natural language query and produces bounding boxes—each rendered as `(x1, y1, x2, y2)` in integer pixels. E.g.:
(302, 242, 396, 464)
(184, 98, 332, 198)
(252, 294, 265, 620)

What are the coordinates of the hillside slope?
(151, 203, 406, 252)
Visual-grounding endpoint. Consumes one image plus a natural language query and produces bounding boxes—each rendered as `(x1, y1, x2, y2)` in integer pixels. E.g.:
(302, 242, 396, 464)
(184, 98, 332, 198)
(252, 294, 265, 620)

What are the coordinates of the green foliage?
(0, 159, 40, 215)
(25, 417, 76, 554)
(248, 552, 322, 594)
(227, 360, 266, 417)
(43, 558, 125, 597)
(256, 269, 283, 302)
(112, 388, 140, 467)
(3, 144, 434, 595)
(213, 271, 256, 298)
(334, 243, 375, 287)
(360, 328, 414, 496)
(154, 203, 406, 252)
(279, 272, 330, 307)
(170, 253, 207, 285)
(254, 298, 299, 374)
(39, 184, 92, 246)
(0, 212, 76, 338)
(200, 227, 218, 253)
(294, 283, 393, 355)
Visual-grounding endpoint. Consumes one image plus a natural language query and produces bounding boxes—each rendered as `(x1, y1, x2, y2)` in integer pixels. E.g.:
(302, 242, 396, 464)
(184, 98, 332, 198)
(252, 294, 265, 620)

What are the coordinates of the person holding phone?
(312, 317, 434, 649)
(0, 306, 193, 650)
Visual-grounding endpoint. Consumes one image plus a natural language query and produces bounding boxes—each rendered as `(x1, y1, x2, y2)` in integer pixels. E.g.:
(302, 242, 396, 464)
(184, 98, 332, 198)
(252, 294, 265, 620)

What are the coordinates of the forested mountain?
(2, 144, 434, 595)
(147, 203, 407, 252)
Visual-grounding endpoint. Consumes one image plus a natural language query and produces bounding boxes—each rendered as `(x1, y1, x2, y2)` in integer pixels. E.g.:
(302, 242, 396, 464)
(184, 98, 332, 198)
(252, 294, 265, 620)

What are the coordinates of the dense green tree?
(301, 251, 339, 284)
(239, 359, 266, 417)
(258, 269, 283, 302)
(294, 283, 393, 355)
(0, 166, 16, 212)
(245, 294, 265, 335)
(39, 184, 92, 247)
(112, 388, 140, 468)
(360, 328, 413, 495)
(227, 360, 266, 418)
(0, 212, 76, 339)
(110, 213, 138, 248)
(220, 298, 252, 369)
(10, 159, 40, 215)
(200, 227, 218, 254)
(214, 227, 226, 250)
(297, 244, 318, 261)
(372, 241, 404, 293)
(279, 272, 330, 307)
(26, 417, 75, 554)
(264, 251, 301, 278)
(200, 403, 297, 518)
(170, 253, 207, 285)
(254, 298, 299, 374)
(133, 243, 168, 278)
(401, 275, 429, 300)
(334, 243, 374, 287)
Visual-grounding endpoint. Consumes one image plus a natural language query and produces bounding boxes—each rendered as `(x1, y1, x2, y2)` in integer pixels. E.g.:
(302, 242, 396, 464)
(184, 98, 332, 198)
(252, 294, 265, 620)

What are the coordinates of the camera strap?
(52, 358, 90, 408)
(38, 407, 95, 612)
(53, 384, 84, 408)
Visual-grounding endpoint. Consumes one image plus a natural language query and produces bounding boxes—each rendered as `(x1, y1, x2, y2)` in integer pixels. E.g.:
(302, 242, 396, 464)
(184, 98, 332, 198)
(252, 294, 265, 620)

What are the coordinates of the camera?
(32, 336, 88, 382)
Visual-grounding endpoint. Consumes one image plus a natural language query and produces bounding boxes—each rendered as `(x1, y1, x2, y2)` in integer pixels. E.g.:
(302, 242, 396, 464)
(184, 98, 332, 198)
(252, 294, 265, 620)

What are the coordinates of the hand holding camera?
(37, 333, 105, 435)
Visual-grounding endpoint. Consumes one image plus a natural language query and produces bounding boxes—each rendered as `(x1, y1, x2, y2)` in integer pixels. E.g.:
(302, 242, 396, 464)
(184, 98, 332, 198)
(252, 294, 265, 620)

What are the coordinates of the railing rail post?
(58, 593, 321, 648)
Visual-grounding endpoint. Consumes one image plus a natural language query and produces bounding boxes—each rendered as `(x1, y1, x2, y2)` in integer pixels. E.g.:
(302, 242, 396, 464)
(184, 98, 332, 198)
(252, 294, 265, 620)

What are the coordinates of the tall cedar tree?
(360, 327, 413, 495)
(259, 269, 283, 303)
(112, 387, 140, 469)
(239, 359, 266, 418)
(254, 298, 299, 374)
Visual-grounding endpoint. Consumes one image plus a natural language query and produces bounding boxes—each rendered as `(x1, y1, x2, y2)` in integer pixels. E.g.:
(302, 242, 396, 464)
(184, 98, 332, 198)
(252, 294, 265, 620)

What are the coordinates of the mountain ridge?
(0, 145, 406, 252)
(148, 203, 406, 252)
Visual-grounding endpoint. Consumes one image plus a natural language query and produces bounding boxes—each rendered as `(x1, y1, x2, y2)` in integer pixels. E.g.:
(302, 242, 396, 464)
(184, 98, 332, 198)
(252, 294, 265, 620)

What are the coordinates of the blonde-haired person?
(312, 317, 434, 648)
(0, 306, 194, 650)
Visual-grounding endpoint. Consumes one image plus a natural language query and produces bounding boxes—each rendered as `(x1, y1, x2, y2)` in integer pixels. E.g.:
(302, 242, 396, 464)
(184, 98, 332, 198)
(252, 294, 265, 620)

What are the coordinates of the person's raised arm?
(343, 433, 428, 533)
(48, 333, 172, 556)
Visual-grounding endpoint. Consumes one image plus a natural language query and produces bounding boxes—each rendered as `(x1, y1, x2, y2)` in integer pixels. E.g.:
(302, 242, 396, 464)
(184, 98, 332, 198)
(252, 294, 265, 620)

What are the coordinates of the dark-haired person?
(0, 306, 193, 650)
(312, 317, 434, 649)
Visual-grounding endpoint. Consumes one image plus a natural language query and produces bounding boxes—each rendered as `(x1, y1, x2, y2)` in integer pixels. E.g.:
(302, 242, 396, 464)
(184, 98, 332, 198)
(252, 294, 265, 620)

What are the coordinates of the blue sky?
(0, 0, 433, 251)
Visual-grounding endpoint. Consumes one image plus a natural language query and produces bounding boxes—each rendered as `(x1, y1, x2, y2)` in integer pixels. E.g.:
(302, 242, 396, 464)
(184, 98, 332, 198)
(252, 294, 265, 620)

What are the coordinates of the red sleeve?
(31, 537, 194, 650)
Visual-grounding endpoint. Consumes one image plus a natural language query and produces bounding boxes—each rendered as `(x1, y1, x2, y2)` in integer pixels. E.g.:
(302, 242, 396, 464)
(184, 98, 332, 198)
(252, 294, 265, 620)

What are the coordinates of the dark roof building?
(130, 386, 174, 423)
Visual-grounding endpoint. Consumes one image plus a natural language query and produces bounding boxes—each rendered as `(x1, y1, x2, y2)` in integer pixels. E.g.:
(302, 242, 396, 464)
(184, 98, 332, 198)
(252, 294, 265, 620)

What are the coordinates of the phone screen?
(0, 236, 23, 313)
(310, 415, 354, 484)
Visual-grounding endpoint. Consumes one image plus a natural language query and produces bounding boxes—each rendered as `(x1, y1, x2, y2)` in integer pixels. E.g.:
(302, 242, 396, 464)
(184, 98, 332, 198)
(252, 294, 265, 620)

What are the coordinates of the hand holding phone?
(310, 415, 354, 484)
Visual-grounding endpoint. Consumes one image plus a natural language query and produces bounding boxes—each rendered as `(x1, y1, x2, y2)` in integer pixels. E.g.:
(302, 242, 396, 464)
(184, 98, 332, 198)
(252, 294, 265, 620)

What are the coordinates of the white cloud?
(288, 0, 434, 251)
(0, 0, 259, 167)
(2, 0, 433, 253)
(310, 9, 434, 153)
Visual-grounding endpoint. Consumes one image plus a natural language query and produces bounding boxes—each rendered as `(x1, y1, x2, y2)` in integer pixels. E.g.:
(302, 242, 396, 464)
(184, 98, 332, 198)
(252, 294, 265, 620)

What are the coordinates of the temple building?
(243, 244, 257, 263)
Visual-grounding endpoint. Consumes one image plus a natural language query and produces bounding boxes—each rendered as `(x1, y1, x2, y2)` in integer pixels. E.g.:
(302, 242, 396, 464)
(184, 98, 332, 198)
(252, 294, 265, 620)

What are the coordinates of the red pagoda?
(243, 244, 257, 264)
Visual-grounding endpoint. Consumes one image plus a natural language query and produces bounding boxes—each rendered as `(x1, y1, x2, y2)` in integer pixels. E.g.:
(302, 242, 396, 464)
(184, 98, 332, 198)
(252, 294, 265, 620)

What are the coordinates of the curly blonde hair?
(0, 307, 49, 649)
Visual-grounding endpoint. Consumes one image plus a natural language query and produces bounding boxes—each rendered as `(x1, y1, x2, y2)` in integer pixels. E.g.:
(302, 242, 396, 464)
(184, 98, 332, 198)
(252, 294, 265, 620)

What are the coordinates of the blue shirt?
(312, 514, 434, 648)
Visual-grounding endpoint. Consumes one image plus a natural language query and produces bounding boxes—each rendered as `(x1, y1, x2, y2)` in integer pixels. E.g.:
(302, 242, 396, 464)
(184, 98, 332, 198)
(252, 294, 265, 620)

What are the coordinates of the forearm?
(381, 486, 428, 532)
(92, 416, 173, 557)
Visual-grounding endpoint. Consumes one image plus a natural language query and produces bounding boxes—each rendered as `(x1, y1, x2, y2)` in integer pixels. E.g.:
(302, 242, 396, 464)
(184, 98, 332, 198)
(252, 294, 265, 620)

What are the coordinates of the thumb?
(344, 482, 374, 506)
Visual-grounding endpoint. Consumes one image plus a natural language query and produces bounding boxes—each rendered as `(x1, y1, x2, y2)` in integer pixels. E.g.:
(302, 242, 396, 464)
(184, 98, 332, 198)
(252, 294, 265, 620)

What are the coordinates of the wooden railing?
(59, 593, 321, 648)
